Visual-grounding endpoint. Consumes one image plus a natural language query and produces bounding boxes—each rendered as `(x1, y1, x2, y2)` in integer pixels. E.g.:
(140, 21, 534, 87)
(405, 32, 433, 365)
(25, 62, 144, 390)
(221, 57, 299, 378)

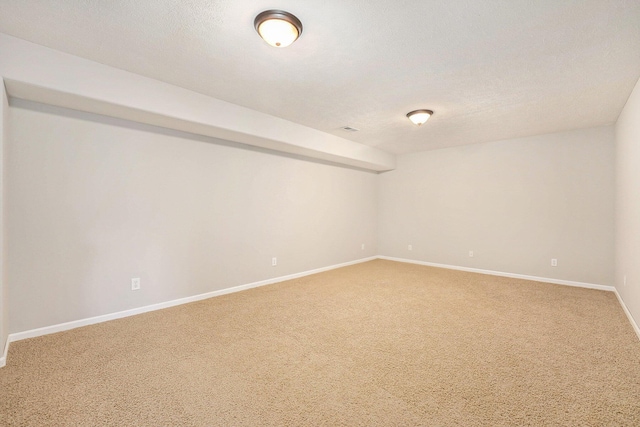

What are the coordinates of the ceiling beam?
(0, 34, 395, 172)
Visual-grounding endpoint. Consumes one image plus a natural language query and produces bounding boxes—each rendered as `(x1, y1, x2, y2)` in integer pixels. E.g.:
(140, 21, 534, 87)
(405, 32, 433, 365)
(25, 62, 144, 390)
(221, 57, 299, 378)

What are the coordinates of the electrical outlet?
(408, 245, 412, 251)
(361, 243, 365, 250)
(272, 257, 277, 266)
(469, 251, 474, 257)
(551, 259, 557, 267)
(131, 278, 140, 290)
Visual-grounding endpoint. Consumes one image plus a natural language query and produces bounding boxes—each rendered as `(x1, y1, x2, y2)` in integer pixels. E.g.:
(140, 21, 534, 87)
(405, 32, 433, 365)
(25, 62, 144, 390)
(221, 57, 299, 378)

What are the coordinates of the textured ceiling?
(0, 0, 639, 154)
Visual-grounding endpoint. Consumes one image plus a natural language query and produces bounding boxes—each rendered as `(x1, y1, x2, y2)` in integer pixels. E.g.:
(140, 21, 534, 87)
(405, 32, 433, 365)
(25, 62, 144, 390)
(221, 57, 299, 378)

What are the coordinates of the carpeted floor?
(1, 259, 639, 426)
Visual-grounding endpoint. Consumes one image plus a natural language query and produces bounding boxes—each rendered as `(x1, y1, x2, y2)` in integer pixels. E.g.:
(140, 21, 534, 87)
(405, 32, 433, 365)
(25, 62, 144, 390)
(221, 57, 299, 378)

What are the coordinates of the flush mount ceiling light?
(254, 10, 303, 48)
(406, 109, 434, 126)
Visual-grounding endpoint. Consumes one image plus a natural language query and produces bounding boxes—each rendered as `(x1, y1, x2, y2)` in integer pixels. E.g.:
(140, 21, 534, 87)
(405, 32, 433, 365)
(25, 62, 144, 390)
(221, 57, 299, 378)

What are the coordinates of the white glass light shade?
(406, 110, 434, 126)
(255, 10, 303, 48)
(257, 19, 298, 47)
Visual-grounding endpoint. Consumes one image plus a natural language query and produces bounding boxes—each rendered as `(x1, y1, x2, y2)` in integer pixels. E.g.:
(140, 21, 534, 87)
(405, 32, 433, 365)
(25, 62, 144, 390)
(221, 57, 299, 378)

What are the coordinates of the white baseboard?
(3, 254, 637, 367)
(612, 288, 640, 341)
(377, 256, 615, 291)
(0, 336, 9, 368)
(7, 256, 377, 345)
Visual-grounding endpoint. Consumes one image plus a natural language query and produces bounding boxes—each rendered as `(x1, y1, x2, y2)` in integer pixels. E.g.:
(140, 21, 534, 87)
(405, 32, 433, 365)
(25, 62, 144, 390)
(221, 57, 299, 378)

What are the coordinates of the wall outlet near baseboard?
(131, 278, 141, 290)
(551, 259, 558, 267)
(361, 243, 365, 250)
(272, 257, 277, 267)
(624, 275, 627, 286)
(469, 251, 474, 257)
(408, 245, 412, 251)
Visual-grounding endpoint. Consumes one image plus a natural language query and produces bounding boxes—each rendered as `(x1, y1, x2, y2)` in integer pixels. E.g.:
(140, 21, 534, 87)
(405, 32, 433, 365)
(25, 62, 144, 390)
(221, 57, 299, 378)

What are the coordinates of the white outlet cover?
(272, 257, 277, 266)
(469, 251, 474, 257)
(408, 245, 412, 251)
(131, 278, 141, 290)
(551, 259, 558, 267)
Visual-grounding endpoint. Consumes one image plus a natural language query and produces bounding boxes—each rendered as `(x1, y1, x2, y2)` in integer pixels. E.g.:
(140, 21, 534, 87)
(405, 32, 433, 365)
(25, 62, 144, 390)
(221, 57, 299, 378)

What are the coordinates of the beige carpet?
(2, 259, 639, 426)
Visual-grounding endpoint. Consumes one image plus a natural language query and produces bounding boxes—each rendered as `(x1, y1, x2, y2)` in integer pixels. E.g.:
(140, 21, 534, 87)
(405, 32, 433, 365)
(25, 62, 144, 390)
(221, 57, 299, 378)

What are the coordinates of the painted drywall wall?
(0, 83, 7, 364)
(7, 100, 378, 333)
(615, 76, 640, 325)
(378, 127, 615, 285)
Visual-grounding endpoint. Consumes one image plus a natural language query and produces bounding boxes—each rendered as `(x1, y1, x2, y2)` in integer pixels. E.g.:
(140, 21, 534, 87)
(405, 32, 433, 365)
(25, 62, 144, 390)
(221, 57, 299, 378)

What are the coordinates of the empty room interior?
(1, 1, 640, 425)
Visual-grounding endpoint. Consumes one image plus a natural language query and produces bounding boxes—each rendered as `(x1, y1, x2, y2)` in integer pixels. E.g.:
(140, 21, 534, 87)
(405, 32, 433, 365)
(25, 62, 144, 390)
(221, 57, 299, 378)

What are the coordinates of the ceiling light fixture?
(254, 10, 303, 48)
(406, 109, 434, 126)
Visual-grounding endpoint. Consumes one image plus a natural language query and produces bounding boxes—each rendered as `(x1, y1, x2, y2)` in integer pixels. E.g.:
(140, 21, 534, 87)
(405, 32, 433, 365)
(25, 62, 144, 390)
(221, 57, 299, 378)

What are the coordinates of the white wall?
(0, 83, 7, 364)
(378, 127, 615, 285)
(615, 77, 640, 324)
(7, 100, 378, 333)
